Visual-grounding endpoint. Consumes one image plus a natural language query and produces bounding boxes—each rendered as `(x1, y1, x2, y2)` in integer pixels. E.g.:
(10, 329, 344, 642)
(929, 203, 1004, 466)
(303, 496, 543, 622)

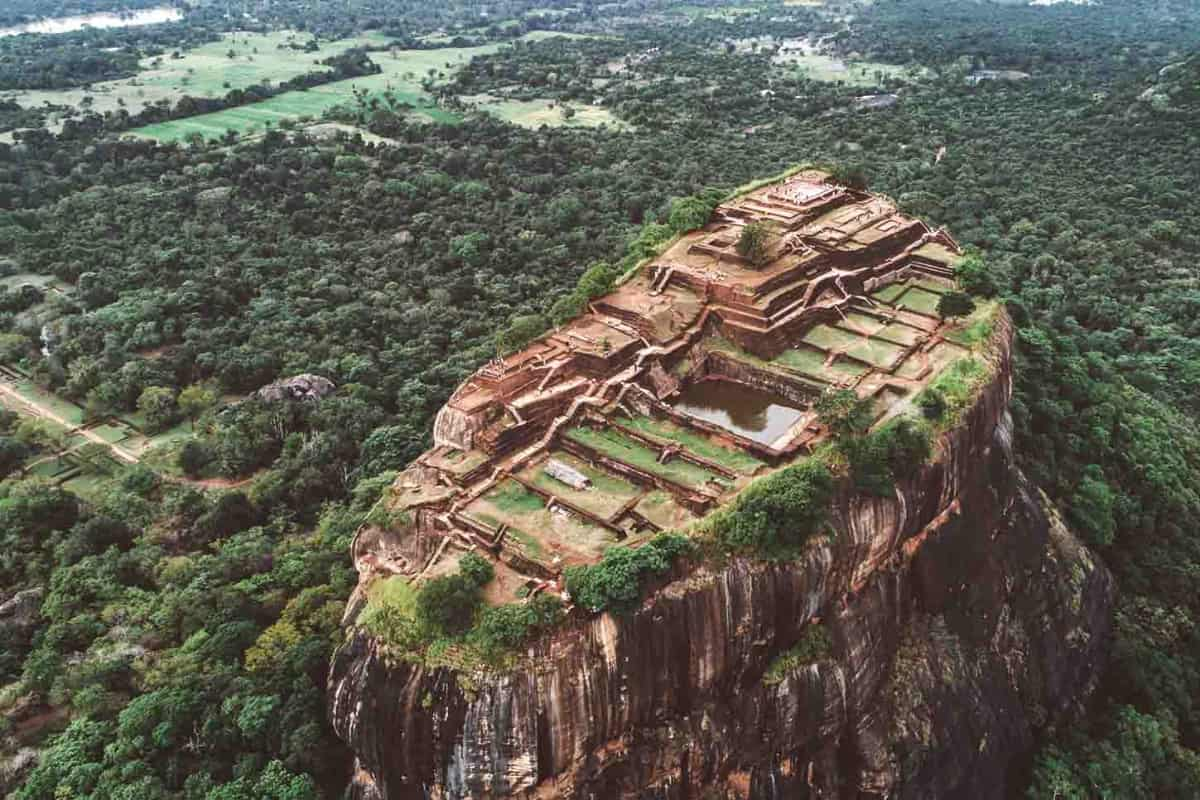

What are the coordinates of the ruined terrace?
(360, 170, 975, 605)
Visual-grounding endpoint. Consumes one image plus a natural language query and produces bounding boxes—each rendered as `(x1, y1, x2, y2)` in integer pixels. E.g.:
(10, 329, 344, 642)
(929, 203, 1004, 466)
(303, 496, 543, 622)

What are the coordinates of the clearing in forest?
(2, 30, 389, 133)
(130, 31, 591, 142)
(458, 94, 622, 129)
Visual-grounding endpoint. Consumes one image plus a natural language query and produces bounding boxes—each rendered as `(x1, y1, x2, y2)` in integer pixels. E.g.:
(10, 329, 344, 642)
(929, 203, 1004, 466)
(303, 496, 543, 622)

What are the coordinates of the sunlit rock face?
(329, 318, 1115, 799)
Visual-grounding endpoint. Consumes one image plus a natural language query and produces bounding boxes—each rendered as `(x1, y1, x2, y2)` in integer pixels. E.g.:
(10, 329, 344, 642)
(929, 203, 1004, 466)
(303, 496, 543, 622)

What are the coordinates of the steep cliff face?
(329, 321, 1115, 799)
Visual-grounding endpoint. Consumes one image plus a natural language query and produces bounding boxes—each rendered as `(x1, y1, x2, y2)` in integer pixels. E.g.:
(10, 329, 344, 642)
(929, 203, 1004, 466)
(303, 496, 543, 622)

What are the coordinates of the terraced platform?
(360, 169, 982, 604)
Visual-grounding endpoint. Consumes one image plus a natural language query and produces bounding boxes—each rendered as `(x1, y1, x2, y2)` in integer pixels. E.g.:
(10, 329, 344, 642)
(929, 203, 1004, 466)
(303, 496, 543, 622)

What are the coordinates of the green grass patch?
(502, 525, 544, 557)
(88, 423, 130, 444)
(775, 53, 918, 87)
(11, 380, 85, 425)
(773, 345, 868, 380)
(895, 287, 942, 316)
(0, 273, 57, 290)
(621, 415, 764, 474)
(871, 283, 907, 304)
(62, 472, 116, 501)
(802, 325, 904, 368)
(942, 300, 1000, 349)
(763, 624, 833, 684)
(918, 357, 989, 429)
(524, 452, 641, 518)
(564, 425, 723, 488)
(461, 95, 623, 129)
(131, 33, 587, 142)
(485, 479, 545, 514)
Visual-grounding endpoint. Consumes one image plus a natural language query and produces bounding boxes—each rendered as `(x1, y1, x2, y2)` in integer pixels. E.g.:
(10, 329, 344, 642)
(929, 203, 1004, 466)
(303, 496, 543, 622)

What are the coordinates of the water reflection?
(0, 7, 182, 37)
(673, 379, 804, 446)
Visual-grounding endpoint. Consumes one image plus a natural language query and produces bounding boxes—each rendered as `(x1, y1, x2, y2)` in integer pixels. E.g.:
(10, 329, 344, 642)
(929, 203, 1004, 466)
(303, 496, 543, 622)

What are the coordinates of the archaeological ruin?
(354, 169, 978, 603)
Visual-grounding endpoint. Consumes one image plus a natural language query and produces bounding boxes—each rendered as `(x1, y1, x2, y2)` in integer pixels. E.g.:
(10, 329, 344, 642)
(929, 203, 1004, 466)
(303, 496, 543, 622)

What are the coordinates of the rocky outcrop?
(329, 318, 1115, 799)
(256, 373, 335, 402)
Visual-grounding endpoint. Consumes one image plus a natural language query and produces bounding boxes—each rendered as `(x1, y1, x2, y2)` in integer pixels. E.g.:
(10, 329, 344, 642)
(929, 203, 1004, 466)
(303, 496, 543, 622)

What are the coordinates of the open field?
(3, 29, 595, 142)
(2, 30, 389, 133)
(776, 53, 919, 87)
(0, 272, 63, 291)
(131, 32, 590, 142)
(460, 94, 622, 129)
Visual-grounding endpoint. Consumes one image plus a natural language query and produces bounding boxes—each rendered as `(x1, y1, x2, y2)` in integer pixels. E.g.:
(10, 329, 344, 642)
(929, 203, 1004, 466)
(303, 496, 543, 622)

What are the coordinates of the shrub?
(815, 387, 874, 439)
(564, 533, 692, 613)
(666, 189, 723, 234)
(459, 552, 495, 587)
(917, 388, 947, 420)
(763, 623, 833, 685)
(937, 291, 976, 321)
(178, 439, 212, 477)
(550, 290, 588, 326)
(711, 460, 834, 556)
(955, 253, 997, 297)
(829, 163, 868, 190)
(576, 260, 619, 298)
(414, 572, 482, 637)
(845, 417, 933, 495)
(495, 313, 549, 356)
(736, 221, 771, 267)
(468, 594, 564, 660)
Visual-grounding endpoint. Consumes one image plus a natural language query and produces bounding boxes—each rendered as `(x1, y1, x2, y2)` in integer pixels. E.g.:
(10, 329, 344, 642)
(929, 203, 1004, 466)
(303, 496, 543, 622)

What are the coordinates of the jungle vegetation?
(0, 0, 1198, 798)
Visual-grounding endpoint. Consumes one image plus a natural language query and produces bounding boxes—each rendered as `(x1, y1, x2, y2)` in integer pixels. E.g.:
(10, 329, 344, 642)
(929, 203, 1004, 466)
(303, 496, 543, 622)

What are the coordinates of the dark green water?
(673, 379, 804, 446)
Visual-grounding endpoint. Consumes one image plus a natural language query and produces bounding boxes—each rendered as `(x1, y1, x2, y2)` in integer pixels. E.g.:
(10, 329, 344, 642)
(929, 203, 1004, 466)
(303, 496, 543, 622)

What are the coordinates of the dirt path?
(0, 382, 139, 463)
(0, 380, 259, 491)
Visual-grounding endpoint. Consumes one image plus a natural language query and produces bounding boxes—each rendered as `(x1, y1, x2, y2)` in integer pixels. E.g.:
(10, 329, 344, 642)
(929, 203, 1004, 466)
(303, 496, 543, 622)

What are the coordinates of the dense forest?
(0, 0, 1198, 797)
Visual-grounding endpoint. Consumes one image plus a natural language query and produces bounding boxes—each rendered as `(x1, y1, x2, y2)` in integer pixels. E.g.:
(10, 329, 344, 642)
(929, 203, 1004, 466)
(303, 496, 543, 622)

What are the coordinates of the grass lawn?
(913, 241, 962, 265)
(942, 300, 1000, 348)
(88, 423, 130, 444)
(841, 312, 925, 346)
(11, 380, 85, 425)
(621, 415, 764, 474)
(635, 490, 695, 530)
(773, 344, 869, 381)
(871, 283, 908, 304)
(465, 482, 615, 561)
(565, 425, 722, 488)
(5, 30, 391, 131)
(803, 325, 906, 368)
(0, 273, 58, 290)
(520, 451, 641, 519)
(895, 287, 943, 316)
(485, 479, 546, 514)
(27, 458, 71, 478)
(775, 53, 918, 87)
(910, 278, 950, 295)
(130, 32, 588, 142)
(62, 472, 117, 502)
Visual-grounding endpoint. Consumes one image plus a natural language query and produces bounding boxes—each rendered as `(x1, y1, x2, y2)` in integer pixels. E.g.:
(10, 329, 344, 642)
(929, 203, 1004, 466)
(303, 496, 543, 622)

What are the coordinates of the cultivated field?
(2, 29, 595, 142)
(131, 32, 591, 142)
(2, 30, 387, 133)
